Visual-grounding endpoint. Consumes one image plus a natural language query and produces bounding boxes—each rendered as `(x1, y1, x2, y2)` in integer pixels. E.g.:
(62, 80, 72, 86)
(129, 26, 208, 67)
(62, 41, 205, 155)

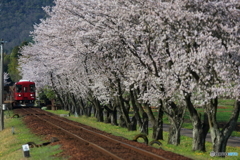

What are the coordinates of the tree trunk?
(116, 78, 131, 130)
(191, 114, 209, 151)
(207, 98, 240, 153)
(112, 107, 118, 125)
(129, 85, 143, 129)
(104, 108, 111, 123)
(143, 101, 164, 140)
(93, 99, 104, 122)
(119, 115, 127, 128)
(202, 113, 209, 151)
(75, 105, 81, 117)
(50, 73, 65, 110)
(103, 104, 117, 124)
(153, 122, 163, 140)
(62, 94, 70, 111)
(109, 103, 118, 126)
(86, 104, 92, 117)
(141, 112, 149, 134)
(168, 120, 181, 145)
(87, 91, 104, 121)
(78, 98, 86, 116)
(154, 101, 164, 140)
(185, 94, 209, 151)
(51, 99, 56, 110)
(68, 94, 78, 114)
(133, 87, 145, 115)
(165, 101, 185, 146)
(129, 115, 137, 131)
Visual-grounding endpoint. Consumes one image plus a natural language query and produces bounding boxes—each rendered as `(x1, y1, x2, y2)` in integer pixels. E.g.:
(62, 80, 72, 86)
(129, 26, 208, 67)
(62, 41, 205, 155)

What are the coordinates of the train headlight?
(18, 94, 21, 97)
(30, 94, 35, 98)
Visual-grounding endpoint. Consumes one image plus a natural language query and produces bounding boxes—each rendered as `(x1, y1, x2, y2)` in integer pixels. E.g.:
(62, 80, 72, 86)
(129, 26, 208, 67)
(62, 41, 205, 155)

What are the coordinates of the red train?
(12, 80, 36, 107)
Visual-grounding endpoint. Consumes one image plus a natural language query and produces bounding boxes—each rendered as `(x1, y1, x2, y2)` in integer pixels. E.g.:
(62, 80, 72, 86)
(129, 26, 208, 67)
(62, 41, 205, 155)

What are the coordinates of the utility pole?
(0, 40, 6, 131)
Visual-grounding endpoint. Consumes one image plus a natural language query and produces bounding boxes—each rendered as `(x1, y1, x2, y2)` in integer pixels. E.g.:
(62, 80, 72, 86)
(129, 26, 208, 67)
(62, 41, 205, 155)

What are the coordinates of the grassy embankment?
(48, 109, 239, 160)
(47, 98, 240, 160)
(0, 111, 66, 160)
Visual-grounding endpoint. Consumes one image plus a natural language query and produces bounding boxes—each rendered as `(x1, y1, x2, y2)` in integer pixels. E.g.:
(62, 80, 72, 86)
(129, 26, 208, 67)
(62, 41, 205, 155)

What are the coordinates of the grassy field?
(0, 111, 66, 160)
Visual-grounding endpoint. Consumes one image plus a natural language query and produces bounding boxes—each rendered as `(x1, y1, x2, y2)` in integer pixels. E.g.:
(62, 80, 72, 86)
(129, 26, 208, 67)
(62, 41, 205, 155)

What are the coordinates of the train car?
(12, 80, 36, 107)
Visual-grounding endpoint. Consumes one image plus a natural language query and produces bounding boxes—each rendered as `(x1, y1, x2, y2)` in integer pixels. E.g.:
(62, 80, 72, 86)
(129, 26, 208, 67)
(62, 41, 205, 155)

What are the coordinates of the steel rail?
(49, 114, 169, 160)
(23, 108, 123, 160)
(27, 108, 169, 160)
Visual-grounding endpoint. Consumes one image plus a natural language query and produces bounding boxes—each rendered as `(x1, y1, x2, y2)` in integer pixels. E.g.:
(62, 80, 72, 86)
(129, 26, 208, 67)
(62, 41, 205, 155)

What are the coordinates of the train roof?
(15, 80, 35, 84)
(19, 80, 32, 82)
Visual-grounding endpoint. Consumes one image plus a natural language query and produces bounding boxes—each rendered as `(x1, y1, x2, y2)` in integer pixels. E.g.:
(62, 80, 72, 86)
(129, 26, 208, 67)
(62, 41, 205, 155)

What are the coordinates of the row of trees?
(19, 0, 240, 154)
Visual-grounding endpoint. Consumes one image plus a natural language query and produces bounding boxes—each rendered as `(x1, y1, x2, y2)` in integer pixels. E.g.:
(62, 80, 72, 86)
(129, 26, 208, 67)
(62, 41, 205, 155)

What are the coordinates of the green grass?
(173, 99, 240, 137)
(2, 104, 238, 160)
(48, 109, 240, 160)
(0, 111, 66, 160)
(218, 99, 236, 107)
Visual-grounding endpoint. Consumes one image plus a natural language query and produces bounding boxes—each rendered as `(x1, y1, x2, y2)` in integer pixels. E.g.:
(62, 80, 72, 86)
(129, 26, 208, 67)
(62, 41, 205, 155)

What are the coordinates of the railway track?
(14, 108, 192, 160)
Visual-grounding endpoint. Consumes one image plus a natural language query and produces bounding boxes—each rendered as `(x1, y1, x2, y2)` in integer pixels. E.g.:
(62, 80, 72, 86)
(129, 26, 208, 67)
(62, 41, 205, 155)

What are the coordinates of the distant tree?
(3, 53, 10, 73)
(8, 47, 21, 82)
(8, 41, 28, 82)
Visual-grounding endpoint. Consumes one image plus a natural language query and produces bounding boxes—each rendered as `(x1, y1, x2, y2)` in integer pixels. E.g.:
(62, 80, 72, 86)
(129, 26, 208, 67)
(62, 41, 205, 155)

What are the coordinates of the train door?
(23, 85, 28, 101)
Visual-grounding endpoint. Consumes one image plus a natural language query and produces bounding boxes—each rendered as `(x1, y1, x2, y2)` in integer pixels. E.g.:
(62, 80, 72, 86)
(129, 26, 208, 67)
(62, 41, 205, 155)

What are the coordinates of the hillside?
(0, 0, 54, 53)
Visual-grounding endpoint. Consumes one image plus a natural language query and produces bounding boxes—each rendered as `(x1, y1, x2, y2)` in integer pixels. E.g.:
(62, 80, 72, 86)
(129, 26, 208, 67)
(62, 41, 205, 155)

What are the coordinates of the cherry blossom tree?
(83, 0, 240, 150)
(19, 0, 240, 152)
(193, 1, 240, 152)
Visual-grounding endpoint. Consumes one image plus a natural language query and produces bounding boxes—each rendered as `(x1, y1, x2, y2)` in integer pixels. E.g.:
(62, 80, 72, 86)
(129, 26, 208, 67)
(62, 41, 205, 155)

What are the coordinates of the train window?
(30, 84, 35, 92)
(16, 85, 22, 93)
(24, 87, 27, 92)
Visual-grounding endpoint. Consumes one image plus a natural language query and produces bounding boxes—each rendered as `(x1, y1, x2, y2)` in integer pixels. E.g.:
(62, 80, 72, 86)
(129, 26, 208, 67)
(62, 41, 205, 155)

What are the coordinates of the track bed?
(14, 108, 192, 160)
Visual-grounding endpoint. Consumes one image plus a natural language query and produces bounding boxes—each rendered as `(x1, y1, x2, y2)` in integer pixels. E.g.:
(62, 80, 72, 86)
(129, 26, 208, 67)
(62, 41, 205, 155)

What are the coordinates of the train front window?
(30, 84, 35, 92)
(16, 85, 22, 93)
(24, 87, 27, 92)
